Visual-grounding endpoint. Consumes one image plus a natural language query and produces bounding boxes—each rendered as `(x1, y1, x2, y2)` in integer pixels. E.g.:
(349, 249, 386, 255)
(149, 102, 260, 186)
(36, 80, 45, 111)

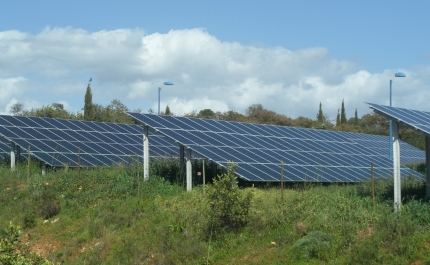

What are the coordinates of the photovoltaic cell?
(0, 115, 179, 167)
(127, 112, 425, 182)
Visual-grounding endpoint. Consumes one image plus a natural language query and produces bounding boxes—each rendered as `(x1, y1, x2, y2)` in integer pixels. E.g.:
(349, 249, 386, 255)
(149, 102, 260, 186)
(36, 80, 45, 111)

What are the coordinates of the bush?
(206, 163, 253, 234)
(0, 222, 55, 264)
(22, 212, 36, 229)
(293, 231, 333, 261)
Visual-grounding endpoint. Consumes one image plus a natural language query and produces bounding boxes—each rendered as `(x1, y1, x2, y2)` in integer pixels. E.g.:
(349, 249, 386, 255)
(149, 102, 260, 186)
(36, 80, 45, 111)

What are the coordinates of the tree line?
(9, 82, 426, 150)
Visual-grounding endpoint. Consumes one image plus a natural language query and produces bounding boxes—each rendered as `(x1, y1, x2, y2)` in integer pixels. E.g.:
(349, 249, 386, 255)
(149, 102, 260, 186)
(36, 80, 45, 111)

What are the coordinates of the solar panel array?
(368, 103, 430, 138)
(342, 132, 425, 164)
(127, 112, 424, 182)
(0, 115, 179, 167)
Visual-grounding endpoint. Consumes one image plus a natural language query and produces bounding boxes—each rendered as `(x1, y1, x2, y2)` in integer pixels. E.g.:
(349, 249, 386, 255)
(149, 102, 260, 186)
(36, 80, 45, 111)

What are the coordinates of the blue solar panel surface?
(0, 115, 179, 167)
(341, 132, 424, 164)
(0, 136, 9, 158)
(368, 103, 430, 138)
(128, 112, 424, 182)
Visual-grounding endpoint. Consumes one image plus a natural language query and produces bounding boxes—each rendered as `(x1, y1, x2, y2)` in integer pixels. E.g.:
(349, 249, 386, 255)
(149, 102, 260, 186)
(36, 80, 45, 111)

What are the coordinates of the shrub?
(0, 222, 55, 264)
(293, 230, 333, 261)
(206, 163, 253, 234)
(41, 201, 60, 219)
(22, 212, 36, 229)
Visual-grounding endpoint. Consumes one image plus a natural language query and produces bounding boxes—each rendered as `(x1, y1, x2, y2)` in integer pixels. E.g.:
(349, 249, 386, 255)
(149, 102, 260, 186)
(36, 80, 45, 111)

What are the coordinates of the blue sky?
(1, 1, 429, 119)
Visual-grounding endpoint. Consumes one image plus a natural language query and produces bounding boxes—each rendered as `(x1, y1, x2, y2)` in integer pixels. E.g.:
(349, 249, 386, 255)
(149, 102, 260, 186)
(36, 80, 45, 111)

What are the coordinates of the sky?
(1, 0, 430, 121)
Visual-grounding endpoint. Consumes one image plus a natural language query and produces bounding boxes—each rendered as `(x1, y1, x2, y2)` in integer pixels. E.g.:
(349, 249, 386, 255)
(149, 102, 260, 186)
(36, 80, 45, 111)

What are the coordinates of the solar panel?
(127, 112, 424, 182)
(0, 115, 179, 167)
(0, 136, 10, 158)
(367, 103, 430, 137)
(341, 131, 425, 164)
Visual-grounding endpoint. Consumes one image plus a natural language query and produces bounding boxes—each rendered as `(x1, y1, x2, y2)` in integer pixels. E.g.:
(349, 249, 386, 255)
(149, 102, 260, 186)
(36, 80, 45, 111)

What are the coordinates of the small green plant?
(22, 212, 36, 229)
(293, 230, 333, 261)
(0, 222, 55, 264)
(206, 162, 253, 234)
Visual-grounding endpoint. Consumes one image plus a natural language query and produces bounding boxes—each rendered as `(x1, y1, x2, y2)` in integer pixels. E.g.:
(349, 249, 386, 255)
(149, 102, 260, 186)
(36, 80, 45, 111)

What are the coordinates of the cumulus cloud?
(0, 27, 429, 120)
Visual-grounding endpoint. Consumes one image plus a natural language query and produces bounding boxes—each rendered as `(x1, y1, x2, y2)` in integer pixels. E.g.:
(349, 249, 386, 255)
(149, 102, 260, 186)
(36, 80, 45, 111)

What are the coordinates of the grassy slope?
(1, 163, 430, 264)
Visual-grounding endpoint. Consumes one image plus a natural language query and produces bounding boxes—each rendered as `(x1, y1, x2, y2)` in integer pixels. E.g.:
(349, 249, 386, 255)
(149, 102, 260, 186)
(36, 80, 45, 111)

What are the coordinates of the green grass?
(1, 162, 430, 264)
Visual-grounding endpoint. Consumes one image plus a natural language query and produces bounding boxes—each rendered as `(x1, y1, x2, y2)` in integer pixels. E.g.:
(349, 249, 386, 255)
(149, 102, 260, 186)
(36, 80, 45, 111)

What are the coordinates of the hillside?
(1, 162, 430, 264)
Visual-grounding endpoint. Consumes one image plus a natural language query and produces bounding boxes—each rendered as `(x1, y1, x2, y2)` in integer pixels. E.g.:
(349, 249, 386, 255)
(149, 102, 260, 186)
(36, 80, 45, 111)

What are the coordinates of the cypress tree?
(84, 81, 93, 121)
(316, 102, 324, 123)
(340, 99, 347, 125)
(354, 108, 359, 126)
(336, 109, 340, 126)
(165, 105, 171, 115)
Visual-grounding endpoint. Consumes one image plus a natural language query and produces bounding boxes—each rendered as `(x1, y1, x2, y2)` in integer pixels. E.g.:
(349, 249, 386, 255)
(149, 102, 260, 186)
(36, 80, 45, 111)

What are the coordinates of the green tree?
(245, 104, 294, 125)
(165, 105, 172, 115)
(336, 109, 340, 126)
(10, 103, 24, 116)
(197, 109, 216, 119)
(316, 102, 324, 123)
(216, 110, 246, 122)
(183, 110, 198, 117)
(354, 108, 359, 126)
(84, 82, 94, 121)
(340, 99, 347, 125)
(360, 113, 389, 135)
(206, 163, 253, 234)
(21, 103, 76, 119)
(295, 116, 317, 128)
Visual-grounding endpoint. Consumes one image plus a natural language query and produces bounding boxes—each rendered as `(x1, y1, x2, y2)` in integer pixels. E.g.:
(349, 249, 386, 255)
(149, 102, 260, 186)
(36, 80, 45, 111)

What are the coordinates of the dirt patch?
(357, 227, 373, 240)
(22, 232, 60, 257)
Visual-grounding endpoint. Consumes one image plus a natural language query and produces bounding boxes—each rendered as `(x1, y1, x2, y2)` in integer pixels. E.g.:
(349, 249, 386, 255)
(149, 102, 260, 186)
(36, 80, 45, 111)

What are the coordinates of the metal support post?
(143, 125, 149, 180)
(392, 121, 401, 212)
(389, 79, 393, 160)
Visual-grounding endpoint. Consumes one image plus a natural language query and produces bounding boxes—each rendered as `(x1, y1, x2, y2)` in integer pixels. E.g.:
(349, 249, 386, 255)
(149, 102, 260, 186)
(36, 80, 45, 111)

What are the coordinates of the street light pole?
(389, 72, 406, 160)
(158, 81, 174, 115)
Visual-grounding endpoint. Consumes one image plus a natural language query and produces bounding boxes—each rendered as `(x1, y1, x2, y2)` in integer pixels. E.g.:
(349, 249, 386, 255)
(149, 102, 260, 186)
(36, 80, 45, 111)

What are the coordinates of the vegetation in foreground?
(1, 161, 430, 264)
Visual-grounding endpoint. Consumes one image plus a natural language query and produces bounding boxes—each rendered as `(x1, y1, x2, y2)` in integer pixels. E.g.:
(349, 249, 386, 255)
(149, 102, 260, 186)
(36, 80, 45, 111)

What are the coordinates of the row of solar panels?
(0, 115, 179, 167)
(127, 112, 425, 182)
(0, 112, 426, 182)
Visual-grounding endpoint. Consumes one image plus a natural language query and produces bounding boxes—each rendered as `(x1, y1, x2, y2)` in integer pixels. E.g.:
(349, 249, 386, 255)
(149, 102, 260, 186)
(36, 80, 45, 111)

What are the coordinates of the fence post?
(78, 147, 81, 180)
(27, 145, 30, 181)
(281, 160, 284, 204)
(371, 162, 375, 204)
(203, 159, 206, 195)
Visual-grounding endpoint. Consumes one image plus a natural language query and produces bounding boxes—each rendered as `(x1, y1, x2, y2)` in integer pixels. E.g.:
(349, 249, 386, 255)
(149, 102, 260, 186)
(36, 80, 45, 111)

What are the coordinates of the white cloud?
(0, 27, 429, 120)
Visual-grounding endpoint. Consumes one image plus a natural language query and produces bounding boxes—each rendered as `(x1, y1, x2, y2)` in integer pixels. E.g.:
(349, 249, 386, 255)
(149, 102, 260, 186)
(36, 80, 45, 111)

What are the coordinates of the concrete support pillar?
(10, 142, 15, 171)
(143, 125, 149, 181)
(392, 121, 401, 212)
(41, 162, 46, 176)
(426, 137, 430, 199)
(186, 148, 192, 191)
(180, 145, 185, 179)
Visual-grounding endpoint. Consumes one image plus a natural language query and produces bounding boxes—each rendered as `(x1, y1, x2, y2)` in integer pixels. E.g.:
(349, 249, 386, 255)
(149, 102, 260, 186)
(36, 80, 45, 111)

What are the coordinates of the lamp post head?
(394, 72, 406, 78)
(164, 81, 174, 86)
